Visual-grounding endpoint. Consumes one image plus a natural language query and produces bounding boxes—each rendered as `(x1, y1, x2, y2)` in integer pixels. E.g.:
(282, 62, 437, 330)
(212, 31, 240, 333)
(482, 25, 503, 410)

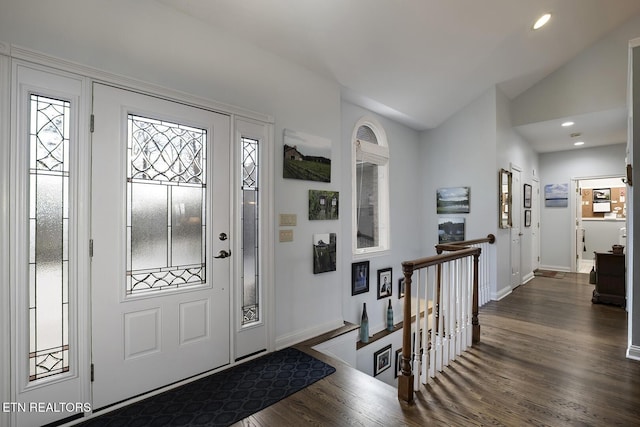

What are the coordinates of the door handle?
(214, 250, 231, 259)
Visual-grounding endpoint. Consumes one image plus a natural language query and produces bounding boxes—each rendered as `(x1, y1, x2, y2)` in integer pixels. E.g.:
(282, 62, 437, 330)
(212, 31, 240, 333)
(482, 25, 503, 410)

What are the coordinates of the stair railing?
(398, 234, 495, 403)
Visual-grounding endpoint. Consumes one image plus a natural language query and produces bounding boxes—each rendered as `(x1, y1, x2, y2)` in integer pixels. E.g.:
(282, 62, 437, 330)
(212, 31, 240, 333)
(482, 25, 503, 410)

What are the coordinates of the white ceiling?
(158, 0, 640, 152)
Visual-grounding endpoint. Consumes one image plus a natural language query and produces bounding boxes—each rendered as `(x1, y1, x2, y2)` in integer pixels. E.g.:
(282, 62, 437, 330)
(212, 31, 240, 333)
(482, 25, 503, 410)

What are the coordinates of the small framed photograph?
(351, 261, 370, 296)
(395, 348, 403, 378)
(309, 189, 339, 220)
(398, 277, 405, 299)
(373, 344, 392, 376)
(377, 268, 392, 299)
(523, 183, 532, 208)
(524, 209, 531, 227)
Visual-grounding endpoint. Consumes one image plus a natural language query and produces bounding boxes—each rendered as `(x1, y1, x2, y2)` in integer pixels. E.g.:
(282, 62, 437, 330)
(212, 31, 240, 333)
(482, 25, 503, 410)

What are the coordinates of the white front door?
(90, 84, 231, 409)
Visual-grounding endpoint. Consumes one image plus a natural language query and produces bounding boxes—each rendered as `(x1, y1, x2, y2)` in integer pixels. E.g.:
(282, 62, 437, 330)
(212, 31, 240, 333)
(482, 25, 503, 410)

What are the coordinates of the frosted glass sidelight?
(241, 137, 259, 325)
(126, 114, 207, 295)
(356, 162, 379, 248)
(28, 94, 70, 381)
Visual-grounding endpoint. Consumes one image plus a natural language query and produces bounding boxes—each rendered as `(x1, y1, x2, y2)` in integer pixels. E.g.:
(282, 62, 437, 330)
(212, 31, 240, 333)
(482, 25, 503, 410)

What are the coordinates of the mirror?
(499, 168, 512, 229)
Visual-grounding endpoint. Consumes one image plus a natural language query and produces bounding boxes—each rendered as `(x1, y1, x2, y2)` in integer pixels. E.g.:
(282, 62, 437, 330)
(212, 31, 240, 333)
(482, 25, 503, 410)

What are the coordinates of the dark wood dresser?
(592, 252, 626, 307)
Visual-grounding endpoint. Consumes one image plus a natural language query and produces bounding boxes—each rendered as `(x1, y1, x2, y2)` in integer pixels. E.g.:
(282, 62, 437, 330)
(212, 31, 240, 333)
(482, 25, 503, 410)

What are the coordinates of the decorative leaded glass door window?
(126, 115, 207, 295)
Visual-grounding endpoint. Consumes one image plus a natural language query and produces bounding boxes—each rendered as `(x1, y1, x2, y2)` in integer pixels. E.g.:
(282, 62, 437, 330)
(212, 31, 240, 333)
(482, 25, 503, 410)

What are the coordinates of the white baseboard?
(539, 264, 571, 272)
(627, 344, 640, 361)
(492, 286, 512, 301)
(275, 318, 345, 350)
(522, 272, 535, 284)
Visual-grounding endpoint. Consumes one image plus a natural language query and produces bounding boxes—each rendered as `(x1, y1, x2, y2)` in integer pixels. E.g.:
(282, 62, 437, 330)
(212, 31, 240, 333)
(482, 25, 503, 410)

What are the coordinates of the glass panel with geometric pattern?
(28, 94, 71, 381)
(126, 115, 207, 295)
(241, 137, 259, 325)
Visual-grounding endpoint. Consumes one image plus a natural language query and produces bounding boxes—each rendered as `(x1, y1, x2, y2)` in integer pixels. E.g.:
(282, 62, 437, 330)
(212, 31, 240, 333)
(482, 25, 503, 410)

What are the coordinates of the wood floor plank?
(235, 273, 640, 426)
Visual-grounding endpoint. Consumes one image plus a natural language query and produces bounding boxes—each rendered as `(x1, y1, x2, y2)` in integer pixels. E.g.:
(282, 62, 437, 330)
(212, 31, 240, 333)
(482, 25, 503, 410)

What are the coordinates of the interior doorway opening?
(571, 176, 627, 273)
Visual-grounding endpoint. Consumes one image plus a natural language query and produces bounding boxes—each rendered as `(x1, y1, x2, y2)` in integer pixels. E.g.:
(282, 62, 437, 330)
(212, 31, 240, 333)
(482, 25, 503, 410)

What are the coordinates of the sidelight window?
(28, 94, 71, 381)
(241, 137, 260, 325)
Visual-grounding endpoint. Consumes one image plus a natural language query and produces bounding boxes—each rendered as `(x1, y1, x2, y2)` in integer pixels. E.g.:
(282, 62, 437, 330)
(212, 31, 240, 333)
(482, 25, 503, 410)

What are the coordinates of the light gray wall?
(0, 0, 345, 348)
(421, 88, 502, 297)
(340, 101, 422, 333)
(582, 220, 626, 258)
(539, 144, 626, 270)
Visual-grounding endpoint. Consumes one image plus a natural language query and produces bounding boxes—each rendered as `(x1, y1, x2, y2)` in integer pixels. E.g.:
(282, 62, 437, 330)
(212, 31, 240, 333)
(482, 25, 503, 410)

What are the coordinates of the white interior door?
(91, 83, 231, 409)
(511, 167, 522, 289)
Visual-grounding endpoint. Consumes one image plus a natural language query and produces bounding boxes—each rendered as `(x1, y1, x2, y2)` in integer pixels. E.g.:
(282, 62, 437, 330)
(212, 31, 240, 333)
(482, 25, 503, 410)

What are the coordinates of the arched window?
(352, 117, 390, 254)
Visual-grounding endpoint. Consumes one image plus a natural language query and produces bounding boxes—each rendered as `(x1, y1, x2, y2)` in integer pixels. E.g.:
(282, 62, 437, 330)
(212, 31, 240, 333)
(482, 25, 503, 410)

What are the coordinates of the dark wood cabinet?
(592, 252, 626, 307)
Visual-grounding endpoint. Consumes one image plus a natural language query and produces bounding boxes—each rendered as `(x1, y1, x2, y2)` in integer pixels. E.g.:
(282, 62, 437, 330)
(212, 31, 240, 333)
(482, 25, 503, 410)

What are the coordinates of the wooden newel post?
(472, 251, 481, 344)
(398, 263, 414, 403)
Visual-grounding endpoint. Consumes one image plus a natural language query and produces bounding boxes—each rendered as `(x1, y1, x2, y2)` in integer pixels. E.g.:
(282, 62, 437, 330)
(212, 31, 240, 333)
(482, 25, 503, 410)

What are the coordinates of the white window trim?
(352, 116, 390, 256)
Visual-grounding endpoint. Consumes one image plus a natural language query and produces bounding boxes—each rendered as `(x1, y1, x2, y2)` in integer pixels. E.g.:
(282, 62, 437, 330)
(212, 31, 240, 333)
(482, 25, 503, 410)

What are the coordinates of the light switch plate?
(279, 214, 297, 227)
(279, 229, 294, 242)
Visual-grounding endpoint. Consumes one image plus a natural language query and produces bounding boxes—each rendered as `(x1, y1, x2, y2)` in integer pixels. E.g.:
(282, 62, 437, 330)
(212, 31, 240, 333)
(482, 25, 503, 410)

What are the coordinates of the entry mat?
(78, 347, 336, 426)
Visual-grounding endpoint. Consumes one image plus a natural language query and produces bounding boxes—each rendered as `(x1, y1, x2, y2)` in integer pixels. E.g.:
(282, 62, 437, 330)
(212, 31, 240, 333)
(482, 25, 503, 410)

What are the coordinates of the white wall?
(421, 88, 502, 297)
(340, 101, 422, 334)
(0, 0, 345, 351)
(539, 144, 626, 270)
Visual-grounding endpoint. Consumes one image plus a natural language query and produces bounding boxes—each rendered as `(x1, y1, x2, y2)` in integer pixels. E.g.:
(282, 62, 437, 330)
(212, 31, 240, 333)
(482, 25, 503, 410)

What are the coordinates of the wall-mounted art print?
(398, 277, 405, 299)
(592, 188, 612, 213)
(438, 217, 465, 244)
(309, 190, 339, 220)
(395, 348, 403, 378)
(312, 233, 336, 274)
(373, 344, 392, 376)
(283, 129, 331, 182)
(377, 268, 392, 299)
(351, 261, 370, 295)
(544, 183, 568, 207)
(523, 183, 532, 208)
(524, 209, 531, 227)
(436, 187, 470, 214)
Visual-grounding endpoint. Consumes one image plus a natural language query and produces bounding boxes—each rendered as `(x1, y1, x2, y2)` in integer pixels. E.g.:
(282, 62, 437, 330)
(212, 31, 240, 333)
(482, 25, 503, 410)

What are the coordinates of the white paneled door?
(90, 84, 231, 409)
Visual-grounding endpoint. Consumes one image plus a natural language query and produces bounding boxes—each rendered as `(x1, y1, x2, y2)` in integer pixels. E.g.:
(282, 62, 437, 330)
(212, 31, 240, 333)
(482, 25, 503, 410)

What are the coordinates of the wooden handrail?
(435, 233, 495, 254)
(398, 234, 495, 403)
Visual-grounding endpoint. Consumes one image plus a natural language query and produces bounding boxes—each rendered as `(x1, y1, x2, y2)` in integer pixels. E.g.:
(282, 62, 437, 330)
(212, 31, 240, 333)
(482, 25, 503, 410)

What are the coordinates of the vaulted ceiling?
(158, 0, 640, 152)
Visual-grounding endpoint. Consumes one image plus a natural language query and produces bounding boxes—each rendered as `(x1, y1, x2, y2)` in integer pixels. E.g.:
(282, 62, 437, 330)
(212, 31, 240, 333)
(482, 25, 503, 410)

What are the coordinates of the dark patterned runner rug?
(79, 347, 335, 427)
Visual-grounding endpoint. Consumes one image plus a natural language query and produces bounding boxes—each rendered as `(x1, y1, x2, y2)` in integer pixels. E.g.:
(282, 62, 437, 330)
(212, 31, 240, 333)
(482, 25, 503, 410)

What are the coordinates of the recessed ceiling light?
(533, 13, 551, 30)
(562, 121, 574, 127)
(574, 141, 585, 146)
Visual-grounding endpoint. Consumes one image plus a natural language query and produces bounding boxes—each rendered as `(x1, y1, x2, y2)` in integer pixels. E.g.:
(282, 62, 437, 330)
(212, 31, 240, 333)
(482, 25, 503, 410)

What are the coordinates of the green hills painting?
(283, 129, 331, 182)
(436, 187, 470, 214)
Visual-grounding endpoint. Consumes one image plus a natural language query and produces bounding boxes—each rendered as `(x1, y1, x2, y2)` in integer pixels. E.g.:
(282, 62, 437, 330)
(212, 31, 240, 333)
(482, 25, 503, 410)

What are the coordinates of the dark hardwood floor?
(236, 273, 640, 426)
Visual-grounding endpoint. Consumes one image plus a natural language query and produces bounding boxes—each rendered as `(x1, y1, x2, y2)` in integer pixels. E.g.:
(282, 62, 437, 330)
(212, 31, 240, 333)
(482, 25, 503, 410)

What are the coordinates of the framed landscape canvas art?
(436, 187, 470, 214)
(283, 129, 331, 182)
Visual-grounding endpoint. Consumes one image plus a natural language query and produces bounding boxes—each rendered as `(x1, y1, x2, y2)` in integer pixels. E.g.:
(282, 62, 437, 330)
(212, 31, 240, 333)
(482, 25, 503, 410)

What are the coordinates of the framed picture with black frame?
(523, 183, 532, 208)
(351, 261, 370, 296)
(524, 209, 531, 227)
(373, 344, 392, 376)
(377, 267, 392, 299)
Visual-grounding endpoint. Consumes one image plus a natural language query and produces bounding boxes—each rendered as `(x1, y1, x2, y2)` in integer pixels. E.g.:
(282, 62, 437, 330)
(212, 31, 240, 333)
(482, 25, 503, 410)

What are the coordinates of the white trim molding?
(627, 344, 640, 361)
